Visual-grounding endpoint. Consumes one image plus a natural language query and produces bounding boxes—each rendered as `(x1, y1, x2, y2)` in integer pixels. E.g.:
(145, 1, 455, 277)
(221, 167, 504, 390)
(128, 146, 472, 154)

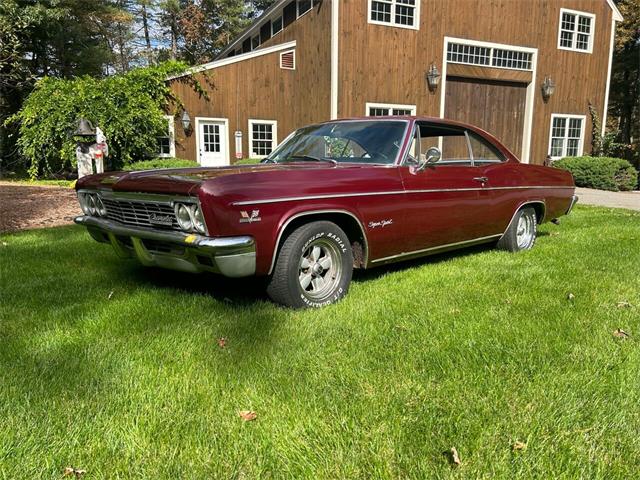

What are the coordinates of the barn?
(164, 0, 623, 166)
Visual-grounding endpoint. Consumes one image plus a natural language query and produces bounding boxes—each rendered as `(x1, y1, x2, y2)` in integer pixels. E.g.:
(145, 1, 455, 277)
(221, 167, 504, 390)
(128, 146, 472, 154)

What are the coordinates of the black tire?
(496, 207, 537, 252)
(267, 221, 353, 308)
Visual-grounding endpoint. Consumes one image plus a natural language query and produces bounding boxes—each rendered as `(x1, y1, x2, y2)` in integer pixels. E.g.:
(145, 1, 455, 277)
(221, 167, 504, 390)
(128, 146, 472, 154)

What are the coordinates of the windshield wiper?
(286, 155, 338, 165)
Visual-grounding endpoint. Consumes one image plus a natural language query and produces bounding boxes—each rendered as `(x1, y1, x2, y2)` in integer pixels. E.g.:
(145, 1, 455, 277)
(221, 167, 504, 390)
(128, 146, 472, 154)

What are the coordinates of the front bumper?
(74, 216, 256, 277)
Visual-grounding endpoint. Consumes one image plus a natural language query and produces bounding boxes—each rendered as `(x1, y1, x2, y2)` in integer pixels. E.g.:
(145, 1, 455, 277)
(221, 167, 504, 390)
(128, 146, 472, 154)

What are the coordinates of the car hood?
(76, 162, 343, 195)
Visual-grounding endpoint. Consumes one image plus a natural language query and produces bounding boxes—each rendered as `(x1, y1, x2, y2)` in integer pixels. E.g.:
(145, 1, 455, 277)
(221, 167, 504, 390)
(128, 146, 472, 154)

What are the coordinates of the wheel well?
(275, 212, 368, 269)
(524, 202, 546, 224)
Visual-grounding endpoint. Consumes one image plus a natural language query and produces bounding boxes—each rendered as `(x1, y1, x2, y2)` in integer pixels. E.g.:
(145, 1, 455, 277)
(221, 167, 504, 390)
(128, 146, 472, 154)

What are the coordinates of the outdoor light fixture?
(426, 63, 441, 93)
(181, 109, 191, 132)
(541, 76, 556, 102)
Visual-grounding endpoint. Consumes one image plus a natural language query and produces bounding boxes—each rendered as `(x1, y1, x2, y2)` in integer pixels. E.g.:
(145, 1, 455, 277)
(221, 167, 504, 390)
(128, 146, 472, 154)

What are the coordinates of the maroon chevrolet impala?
(75, 117, 577, 308)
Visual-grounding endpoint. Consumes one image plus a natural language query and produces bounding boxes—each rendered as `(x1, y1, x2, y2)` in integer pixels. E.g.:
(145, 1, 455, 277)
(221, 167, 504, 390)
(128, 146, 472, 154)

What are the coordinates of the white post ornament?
(75, 119, 109, 178)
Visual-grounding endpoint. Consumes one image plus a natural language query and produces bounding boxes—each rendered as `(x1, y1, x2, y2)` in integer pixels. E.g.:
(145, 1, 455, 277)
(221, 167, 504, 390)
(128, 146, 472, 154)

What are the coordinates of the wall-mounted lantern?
(541, 76, 556, 102)
(426, 63, 441, 93)
(181, 109, 192, 133)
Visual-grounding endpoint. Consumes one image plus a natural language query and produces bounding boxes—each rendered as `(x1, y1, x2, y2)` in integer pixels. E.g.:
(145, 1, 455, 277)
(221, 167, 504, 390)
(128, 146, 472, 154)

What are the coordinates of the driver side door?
(399, 122, 495, 254)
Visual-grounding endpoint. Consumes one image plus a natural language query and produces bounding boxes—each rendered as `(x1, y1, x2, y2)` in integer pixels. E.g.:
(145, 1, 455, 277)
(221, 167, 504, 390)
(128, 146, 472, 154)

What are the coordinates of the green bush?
(553, 156, 638, 192)
(6, 61, 203, 178)
(124, 158, 197, 171)
(234, 158, 262, 165)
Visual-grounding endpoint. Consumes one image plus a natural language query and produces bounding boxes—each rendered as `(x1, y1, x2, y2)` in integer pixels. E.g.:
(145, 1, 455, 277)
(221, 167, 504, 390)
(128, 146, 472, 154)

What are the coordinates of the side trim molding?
(268, 209, 369, 275)
(233, 186, 574, 206)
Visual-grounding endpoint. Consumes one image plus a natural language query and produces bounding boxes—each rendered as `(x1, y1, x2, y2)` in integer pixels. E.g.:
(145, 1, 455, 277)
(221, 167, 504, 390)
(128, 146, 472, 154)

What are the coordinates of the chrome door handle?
(473, 176, 489, 183)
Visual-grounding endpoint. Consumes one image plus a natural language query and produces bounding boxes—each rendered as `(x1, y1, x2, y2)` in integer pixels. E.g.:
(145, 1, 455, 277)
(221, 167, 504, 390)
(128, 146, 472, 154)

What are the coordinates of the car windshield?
(264, 120, 409, 165)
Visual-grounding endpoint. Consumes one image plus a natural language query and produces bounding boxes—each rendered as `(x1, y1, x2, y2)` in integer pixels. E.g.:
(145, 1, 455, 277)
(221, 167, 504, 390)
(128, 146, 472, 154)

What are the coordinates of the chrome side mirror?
(417, 146, 441, 171)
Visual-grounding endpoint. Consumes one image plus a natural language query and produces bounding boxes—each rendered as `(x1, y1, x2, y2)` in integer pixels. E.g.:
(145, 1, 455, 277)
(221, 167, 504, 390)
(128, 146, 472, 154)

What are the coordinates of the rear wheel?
(267, 221, 353, 308)
(497, 207, 537, 252)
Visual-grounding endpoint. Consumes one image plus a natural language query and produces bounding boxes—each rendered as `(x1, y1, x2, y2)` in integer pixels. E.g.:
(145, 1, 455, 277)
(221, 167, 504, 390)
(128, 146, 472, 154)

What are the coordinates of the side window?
(467, 132, 506, 164)
(416, 124, 471, 166)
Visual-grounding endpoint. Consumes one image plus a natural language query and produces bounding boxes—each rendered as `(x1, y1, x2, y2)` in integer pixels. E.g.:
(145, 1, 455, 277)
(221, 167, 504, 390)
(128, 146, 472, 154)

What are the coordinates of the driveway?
(0, 182, 81, 233)
(576, 187, 640, 211)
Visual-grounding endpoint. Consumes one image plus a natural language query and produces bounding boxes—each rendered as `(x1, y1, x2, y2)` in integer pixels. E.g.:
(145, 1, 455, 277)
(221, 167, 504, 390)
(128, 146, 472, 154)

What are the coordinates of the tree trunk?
(171, 19, 178, 60)
(141, 3, 152, 64)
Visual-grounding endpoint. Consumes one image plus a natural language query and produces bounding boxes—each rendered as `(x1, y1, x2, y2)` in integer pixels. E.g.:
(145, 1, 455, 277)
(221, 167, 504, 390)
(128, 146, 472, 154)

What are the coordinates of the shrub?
(7, 61, 204, 178)
(234, 158, 262, 165)
(553, 156, 638, 192)
(124, 158, 197, 171)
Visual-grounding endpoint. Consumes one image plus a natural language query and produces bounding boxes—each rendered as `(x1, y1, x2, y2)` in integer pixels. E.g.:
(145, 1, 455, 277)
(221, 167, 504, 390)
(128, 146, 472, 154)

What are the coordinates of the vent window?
(280, 49, 295, 70)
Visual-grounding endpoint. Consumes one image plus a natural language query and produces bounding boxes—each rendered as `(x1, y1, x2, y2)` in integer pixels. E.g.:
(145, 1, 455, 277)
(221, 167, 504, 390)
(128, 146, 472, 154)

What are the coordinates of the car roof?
(311, 116, 517, 162)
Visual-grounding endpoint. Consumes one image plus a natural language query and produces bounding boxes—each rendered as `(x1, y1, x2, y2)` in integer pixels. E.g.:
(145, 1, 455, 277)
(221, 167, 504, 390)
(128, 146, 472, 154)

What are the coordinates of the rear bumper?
(566, 194, 579, 215)
(74, 216, 256, 277)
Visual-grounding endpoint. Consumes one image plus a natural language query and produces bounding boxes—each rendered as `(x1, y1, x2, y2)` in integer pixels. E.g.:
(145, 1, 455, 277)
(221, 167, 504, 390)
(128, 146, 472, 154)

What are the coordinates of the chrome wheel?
(298, 239, 342, 300)
(516, 213, 535, 249)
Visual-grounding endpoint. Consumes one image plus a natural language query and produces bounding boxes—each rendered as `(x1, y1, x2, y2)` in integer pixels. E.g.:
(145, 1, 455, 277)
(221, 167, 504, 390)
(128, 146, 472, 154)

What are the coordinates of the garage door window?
(549, 115, 585, 159)
(249, 120, 278, 158)
(366, 103, 416, 116)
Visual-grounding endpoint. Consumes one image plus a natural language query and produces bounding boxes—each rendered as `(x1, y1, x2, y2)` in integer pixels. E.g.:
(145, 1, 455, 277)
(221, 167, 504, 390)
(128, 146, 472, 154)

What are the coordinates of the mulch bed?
(0, 182, 81, 234)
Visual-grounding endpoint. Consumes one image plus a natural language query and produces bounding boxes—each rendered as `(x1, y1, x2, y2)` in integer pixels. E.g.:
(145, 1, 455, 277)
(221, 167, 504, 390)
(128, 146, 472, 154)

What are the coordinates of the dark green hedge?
(123, 157, 263, 171)
(123, 158, 197, 171)
(553, 156, 638, 192)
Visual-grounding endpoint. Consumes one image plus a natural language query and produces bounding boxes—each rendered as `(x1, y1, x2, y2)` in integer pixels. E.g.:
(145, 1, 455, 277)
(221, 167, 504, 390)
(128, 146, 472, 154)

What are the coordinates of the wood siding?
(168, 2, 331, 164)
(338, 0, 614, 164)
(445, 77, 528, 156)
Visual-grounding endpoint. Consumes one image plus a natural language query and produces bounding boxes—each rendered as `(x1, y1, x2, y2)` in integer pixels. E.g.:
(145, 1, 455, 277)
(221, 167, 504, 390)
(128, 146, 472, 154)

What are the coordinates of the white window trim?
(557, 8, 596, 54)
(280, 49, 296, 70)
(248, 119, 278, 158)
(251, 34, 260, 50)
(548, 114, 586, 160)
(271, 15, 283, 36)
(367, 0, 420, 31)
(297, 0, 314, 18)
(158, 115, 175, 158)
(365, 102, 416, 116)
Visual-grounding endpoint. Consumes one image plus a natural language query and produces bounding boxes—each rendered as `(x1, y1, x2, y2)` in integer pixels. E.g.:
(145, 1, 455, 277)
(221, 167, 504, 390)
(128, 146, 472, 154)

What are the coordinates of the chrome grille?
(102, 198, 180, 230)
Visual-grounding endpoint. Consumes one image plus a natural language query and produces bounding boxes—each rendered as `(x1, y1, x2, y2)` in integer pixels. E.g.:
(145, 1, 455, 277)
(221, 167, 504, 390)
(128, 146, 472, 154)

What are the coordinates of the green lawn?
(1, 206, 639, 479)
(0, 178, 75, 188)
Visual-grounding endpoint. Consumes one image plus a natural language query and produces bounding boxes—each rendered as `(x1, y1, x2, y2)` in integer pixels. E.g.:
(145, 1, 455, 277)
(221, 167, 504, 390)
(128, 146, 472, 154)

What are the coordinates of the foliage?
(123, 157, 196, 171)
(2, 206, 640, 477)
(7, 62, 193, 178)
(0, 0, 134, 172)
(609, 0, 639, 154)
(234, 158, 262, 165)
(554, 156, 638, 192)
(588, 103, 603, 157)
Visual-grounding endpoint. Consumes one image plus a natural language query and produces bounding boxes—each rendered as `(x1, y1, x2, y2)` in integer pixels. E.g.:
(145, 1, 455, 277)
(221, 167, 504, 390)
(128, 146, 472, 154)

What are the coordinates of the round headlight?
(175, 203, 192, 231)
(95, 195, 107, 217)
(78, 193, 91, 215)
(86, 194, 97, 216)
(192, 206, 206, 234)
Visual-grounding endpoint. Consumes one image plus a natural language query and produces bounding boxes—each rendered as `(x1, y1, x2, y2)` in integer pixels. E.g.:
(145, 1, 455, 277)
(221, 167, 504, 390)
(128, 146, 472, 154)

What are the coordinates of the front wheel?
(267, 221, 353, 308)
(497, 207, 537, 252)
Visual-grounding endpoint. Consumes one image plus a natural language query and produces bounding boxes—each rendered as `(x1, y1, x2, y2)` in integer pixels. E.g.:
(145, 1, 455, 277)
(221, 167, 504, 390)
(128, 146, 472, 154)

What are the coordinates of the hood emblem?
(240, 210, 261, 223)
